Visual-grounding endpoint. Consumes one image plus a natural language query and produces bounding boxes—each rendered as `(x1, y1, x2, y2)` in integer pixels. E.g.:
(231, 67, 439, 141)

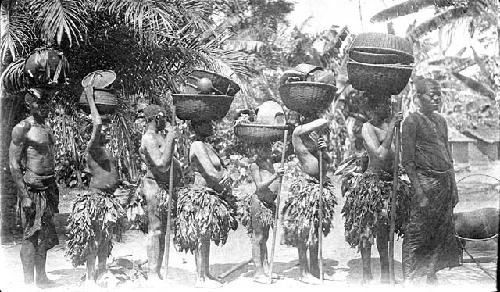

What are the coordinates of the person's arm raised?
(86, 86, 102, 152)
(294, 118, 329, 136)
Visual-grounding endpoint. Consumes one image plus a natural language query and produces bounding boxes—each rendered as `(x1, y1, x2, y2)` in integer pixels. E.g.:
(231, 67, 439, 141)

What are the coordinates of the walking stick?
(268, 127, 289, 283)
(164, 105, 176, 279)
(318, 144, 324, 283)
(389, 97, 402, 284)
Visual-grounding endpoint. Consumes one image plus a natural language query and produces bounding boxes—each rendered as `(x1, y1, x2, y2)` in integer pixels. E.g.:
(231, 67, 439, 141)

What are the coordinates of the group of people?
(9, 74, 461, 288)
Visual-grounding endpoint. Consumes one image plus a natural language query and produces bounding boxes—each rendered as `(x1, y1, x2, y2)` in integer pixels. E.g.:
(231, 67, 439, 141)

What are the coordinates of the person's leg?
(196, 238, 222, 288)
(297, 229, 321, 284)
(97, 237, 109, 278)
(360, 238, 373, 283)
(376, 219, 390, 283)
(143, 179, 163, 281)
(261, 225, 270, 275)
(20, 236, 36, 285)
(251, 200, 266, 279)
(309, 240, 319, 278)
(86, 249, 97, 282)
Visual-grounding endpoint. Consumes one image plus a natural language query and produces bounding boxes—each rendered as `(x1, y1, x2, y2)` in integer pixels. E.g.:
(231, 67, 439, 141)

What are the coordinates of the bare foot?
(253, 273, 272, 284)
(206, 273, 222, 283)
(298, 273, 321, 285)
(195, 278, 223, 289)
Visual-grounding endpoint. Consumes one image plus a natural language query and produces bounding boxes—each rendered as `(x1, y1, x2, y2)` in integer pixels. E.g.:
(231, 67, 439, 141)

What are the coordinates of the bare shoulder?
(250, 162, 259, 171)
(140, 132, 156, 148)
(11, 118, 31, 144)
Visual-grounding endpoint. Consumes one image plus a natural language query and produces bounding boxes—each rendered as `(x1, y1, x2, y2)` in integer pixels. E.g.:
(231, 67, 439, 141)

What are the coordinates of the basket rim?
(279, 81, 337, 91)
(350, 47, 413, 58)
(347, 60, 414, 69)
(234, 122, 290, 130)
(172, 93, 234, 101)
(191, 69, 240, 88)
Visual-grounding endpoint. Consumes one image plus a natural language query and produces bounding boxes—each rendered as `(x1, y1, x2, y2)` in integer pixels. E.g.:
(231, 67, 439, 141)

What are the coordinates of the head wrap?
(414, 77, 441, 95)
(143, 104, 167, 120)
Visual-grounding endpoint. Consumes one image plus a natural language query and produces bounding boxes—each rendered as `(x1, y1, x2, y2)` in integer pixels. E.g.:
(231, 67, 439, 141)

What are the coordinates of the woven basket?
(347, 61, 413, 95)
(350, 32, 413, 63)
(234, 123, 288, 144)
(349, 50, 413, 65)
(173, 94, 234, 121)
(278, 82, 337, 116)
(79, 89, 118, 114)
(189, 70, 241, 96)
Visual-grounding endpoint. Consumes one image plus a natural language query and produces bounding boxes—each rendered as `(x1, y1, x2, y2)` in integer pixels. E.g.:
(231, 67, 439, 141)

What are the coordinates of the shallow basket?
(234, 123, 289, 144)
(350, 32, 414, 63)
(189, 70, 241, 96)
(173, 94, 234, 121)
(278, 82, 337, 116)
(349, 50, 413, 65)
(347, 61, 413, 95)
(79, 88, 118, 114)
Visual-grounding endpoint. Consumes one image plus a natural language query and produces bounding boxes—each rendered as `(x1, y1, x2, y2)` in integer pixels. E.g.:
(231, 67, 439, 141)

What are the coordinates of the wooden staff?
(268, 127, 289, 283)
(318, 143, 324, 283)
(388, 96, 402, 284)
(164, 105, 176, 278)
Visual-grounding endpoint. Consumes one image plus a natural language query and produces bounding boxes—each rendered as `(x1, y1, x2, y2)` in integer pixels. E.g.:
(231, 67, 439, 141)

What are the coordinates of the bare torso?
(87, 146, 119, 192)
(363, 122, 394, 173)
(292, 131, 328, 179)
(190, 141, 224, 192)
(139, 132, 182, 185)
(253, 159, 279, 203)
(23, 118, 56, 175)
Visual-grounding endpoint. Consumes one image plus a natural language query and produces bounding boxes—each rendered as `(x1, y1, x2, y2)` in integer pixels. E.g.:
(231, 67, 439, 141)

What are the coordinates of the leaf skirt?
(341, 169, 412, 248)
(65, 189, 125, 267)
(173, 185, 238, 253)
(237, 193, 275, 235)
(282, 175, 337, 246)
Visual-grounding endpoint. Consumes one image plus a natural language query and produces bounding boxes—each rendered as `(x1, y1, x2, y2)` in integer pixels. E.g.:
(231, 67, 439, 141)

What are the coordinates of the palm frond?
(407, 6, 472, 41)
(470, 45, 495, 86)
(1, 8, 33, 61)
(452, 72, 495, 100)
(371, 0, 437, 23)
(31, 0, 87, 46)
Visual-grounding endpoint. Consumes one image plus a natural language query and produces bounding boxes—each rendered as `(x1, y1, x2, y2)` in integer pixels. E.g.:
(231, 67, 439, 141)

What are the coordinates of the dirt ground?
(1, 162, 498, 292)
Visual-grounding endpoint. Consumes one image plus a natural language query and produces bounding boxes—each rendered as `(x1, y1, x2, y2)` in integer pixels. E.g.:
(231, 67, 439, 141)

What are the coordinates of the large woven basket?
(188, 70, 241, 96)
(173, 94, 234, 121)
(347, 61, 413, 95)
(79, 88, 118, 114)
(350, 32, 414, 63)
(278, 82, 337, 116)
(234, 123, 288, 144)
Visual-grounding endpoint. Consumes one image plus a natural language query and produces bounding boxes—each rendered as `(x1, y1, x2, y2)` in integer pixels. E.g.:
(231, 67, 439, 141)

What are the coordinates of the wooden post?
(268, 127, 289, 283)
(389, 96, 402, 284)
(164, 105, 176, 279)
(318, 149, 324, 283)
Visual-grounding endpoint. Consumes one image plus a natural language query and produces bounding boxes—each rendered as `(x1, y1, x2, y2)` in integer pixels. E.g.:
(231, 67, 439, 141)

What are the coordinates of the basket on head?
(347, 61, 413, 95)
(348, 50, 411, 65)
(350, 32, 414, 64)
(81, 70, 116, 89)
(234, 123, 289, 144)
(79, 88, 118, 114)
(24, 48, 69, 88)
(188, 70, 241, 96)
(278, 82, 337, 116)
(172, 94, 234, 121)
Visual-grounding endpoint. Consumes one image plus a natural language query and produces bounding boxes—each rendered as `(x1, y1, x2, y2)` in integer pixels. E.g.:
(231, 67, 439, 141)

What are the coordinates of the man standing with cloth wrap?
(401, 77, 461, 284)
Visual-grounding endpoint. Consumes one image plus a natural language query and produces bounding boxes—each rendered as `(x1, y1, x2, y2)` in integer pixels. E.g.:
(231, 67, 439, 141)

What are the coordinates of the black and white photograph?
(0, 0, 498, 291)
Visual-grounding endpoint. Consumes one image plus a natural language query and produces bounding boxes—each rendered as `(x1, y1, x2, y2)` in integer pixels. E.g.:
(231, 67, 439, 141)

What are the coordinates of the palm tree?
(370, 0, 498, 102)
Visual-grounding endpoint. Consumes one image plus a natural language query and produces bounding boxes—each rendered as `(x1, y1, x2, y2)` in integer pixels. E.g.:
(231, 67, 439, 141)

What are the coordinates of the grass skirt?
(66, 189, 125, 267)
(174, 185, 238, 253)
(341, 169, 412, 248)
(237, 193, 275, 234)
(282, 175, 337, 246)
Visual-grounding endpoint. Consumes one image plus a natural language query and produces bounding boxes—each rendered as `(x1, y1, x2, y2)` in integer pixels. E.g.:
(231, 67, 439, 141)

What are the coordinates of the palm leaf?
(1, 7, 33, 61)
(452, 72, 495, 100)
(31, 0, 87, 46)
(470, 45, 495, 86)
(407, 6, 472, 41)
(371, 0, 441, 23)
